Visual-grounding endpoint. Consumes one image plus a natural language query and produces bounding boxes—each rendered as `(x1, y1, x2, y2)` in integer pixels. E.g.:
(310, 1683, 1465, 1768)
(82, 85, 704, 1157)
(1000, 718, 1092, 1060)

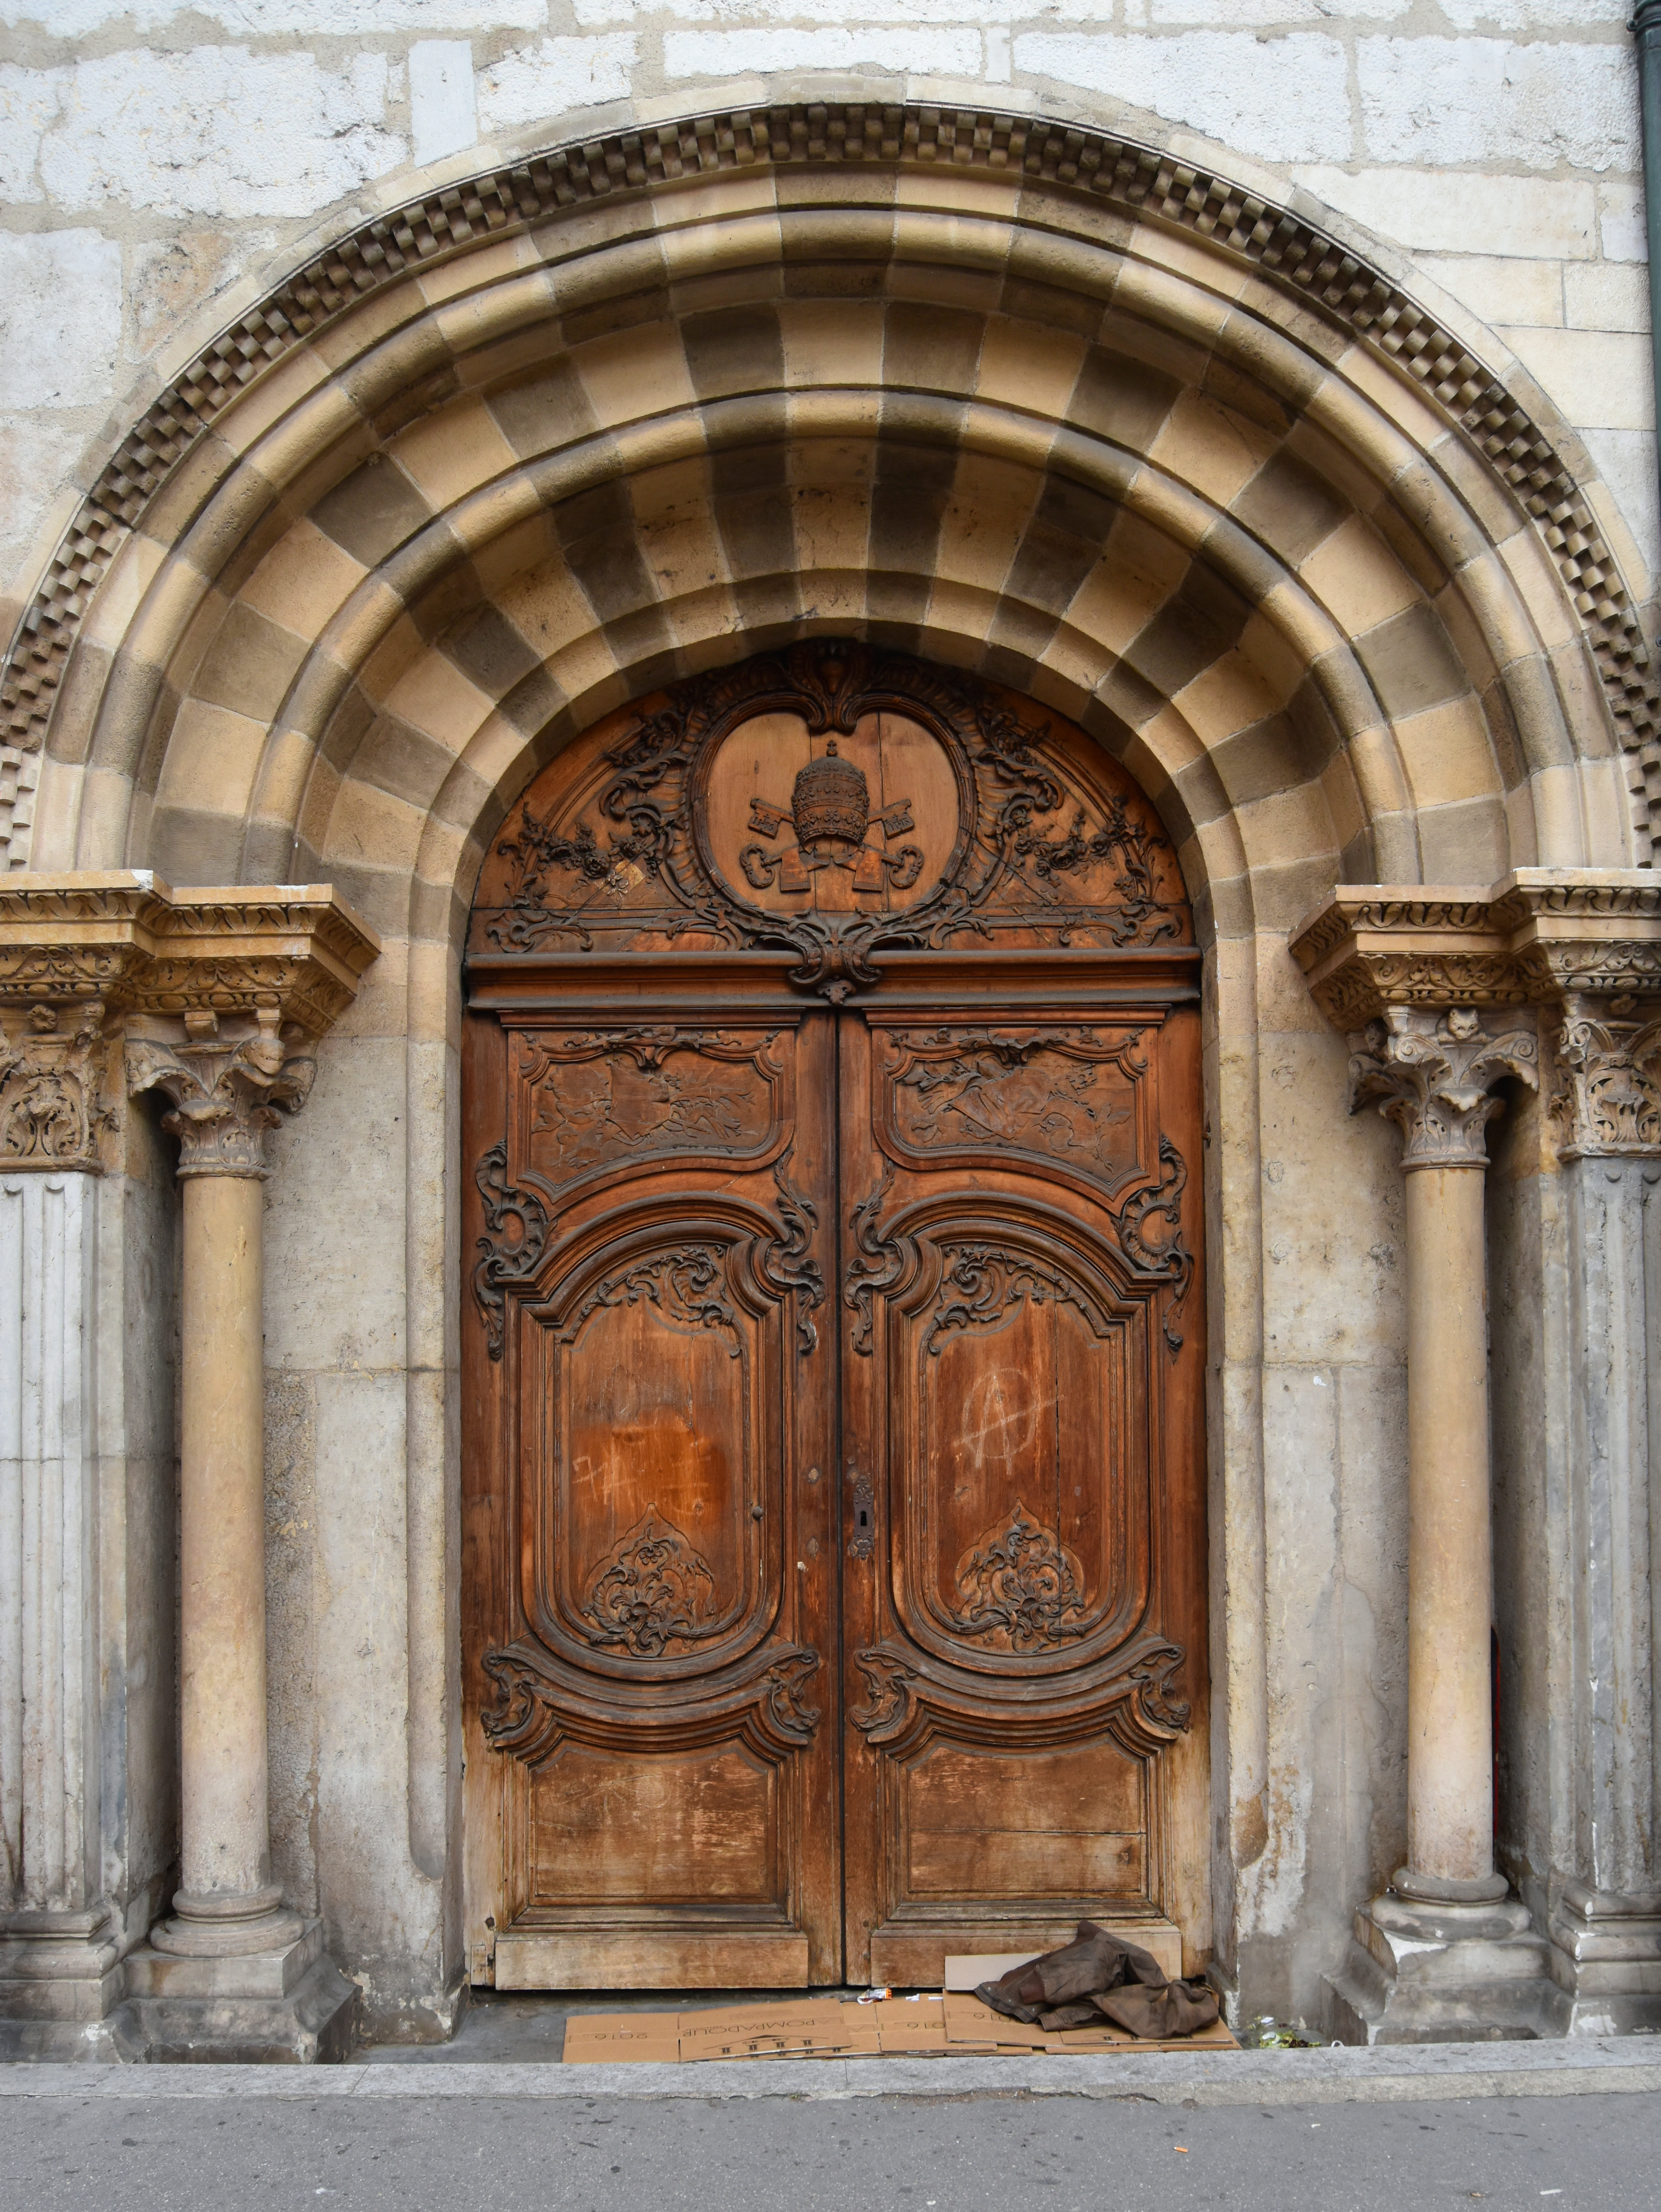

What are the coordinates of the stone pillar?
(1290, 894, 1563, 2041)
(1541, 993, 1661, 2031)
(0, 995, 123, 2051)
(0, 876, 378, 2063)
(1350, 1007, 1532, 1907)
(127, 1017, 313, 1964)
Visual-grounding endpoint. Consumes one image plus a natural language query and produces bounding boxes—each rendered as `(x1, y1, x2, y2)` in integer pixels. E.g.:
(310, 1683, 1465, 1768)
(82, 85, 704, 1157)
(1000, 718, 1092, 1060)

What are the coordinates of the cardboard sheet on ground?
(562, 1988, 1236, 2062)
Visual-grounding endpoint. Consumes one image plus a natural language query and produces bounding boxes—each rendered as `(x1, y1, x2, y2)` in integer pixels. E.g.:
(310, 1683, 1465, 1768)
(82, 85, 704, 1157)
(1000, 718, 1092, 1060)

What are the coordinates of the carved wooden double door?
(463, 644, 1207, 1990)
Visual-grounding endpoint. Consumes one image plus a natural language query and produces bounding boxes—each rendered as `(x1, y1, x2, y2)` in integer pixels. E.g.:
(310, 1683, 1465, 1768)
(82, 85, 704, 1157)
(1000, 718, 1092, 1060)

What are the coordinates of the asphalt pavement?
(2, 2076, 1658, 2212)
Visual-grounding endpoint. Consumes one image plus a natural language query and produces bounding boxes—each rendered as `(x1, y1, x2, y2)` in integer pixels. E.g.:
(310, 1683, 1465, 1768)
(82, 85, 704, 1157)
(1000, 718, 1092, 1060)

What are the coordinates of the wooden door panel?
(840, 1002, 1207, 1983)
(464, 1009, 842, 1989)
(463, 642, 1208, 1996)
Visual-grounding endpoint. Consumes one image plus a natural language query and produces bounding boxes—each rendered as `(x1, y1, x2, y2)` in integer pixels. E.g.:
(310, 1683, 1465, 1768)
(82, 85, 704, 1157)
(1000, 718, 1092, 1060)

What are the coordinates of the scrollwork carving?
(471, 1140, 551, 1360)
(1108, 1134, 1195, 1355)
(946, 1504, 1090, 1651)
(480, 1638, 823, 1764)
(1348, 1005, 1539, 1169)
(886, 1026, 1145, 1184)
(126, 1010, 315, 1178)
(757, 1151, 824, 1354)
(568, 1245, 741, 1355)
(762, 1649, 821, 1741)
(922, 1244, 1109, 1358)
(842, 1162, 909, 1356)
(850, 1646, 916, 1736)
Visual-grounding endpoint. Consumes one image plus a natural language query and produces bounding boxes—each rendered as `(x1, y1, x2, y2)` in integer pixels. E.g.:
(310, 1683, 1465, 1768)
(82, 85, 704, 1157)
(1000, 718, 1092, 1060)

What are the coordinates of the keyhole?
(855, 1502, 872, 1533)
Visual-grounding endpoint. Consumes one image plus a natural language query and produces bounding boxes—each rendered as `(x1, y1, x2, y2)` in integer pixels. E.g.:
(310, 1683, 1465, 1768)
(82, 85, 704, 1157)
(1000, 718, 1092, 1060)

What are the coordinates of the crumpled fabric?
(973, 1919, 1220, 2040)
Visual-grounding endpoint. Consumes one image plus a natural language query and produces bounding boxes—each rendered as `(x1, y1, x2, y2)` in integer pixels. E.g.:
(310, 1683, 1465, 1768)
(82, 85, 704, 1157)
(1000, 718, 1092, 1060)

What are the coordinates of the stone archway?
(1, 102, 1655, 2045)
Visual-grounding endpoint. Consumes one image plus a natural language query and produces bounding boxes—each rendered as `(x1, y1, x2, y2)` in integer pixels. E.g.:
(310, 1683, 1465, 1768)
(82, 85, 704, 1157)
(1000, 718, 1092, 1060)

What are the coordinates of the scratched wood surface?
(462, 642, 1208, 1992)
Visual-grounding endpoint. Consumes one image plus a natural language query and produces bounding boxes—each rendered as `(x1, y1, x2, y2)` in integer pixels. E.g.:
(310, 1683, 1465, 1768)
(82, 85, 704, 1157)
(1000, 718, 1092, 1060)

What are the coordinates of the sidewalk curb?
(2, 2042, 1659, 2105)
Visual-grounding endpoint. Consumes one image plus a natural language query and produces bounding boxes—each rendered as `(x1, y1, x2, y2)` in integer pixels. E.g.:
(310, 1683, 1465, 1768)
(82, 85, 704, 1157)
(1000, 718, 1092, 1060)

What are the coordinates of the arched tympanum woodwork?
(461, 638, 1206, 1990)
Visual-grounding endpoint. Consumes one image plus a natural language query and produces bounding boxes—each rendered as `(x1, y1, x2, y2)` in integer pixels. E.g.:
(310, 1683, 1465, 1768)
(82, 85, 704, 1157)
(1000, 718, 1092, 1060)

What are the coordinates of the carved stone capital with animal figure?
(1549, 993, 1661, 1159)
(1347, 1005, 1539, 1171)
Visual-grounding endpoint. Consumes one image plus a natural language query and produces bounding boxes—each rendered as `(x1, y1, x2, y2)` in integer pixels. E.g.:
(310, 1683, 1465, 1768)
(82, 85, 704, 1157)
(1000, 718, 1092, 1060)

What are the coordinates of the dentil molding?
(0, 873, 378, 1174)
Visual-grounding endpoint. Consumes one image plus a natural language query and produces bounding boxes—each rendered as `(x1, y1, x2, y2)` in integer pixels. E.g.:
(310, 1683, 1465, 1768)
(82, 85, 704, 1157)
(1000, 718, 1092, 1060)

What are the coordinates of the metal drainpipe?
(1635, 5, 1661, 514)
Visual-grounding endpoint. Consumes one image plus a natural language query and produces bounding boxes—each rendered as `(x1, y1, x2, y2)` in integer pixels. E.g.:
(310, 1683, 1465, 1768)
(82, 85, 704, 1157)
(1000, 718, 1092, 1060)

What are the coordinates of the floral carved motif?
(1550, 995, 1661, 1158)
(946, 1504, 1091, 1651)
(0, 1000, 117, 1172)
(578, 1510, 725, 1657)
(126, 1011, 316, 1178)
(1348, 1005, 1540, 1169)
(1109, 1135, 1195, 1357)
(517, 1026, 782, 1184)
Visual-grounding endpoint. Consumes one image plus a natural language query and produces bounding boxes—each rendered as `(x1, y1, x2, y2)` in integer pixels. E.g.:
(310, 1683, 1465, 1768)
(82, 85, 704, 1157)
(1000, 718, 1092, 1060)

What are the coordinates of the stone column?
(0, 991, 125, 2052)
(1540, 992, 1661, 2031)
(1291, 894, 1559, 2041)
(126, 1016, 314, 1961)
(1349, 1007, 1536, 1908)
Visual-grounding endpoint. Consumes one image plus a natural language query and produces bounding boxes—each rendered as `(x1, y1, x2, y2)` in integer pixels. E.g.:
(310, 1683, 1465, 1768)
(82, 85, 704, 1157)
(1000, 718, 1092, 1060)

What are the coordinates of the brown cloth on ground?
(973, 1920, 1221, 2040)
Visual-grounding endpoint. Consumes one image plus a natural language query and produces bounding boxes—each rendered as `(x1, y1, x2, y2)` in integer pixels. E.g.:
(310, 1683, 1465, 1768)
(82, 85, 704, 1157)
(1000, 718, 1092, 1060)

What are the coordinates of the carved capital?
(0, 996, 119, 1173)
(1549, 993, 1661, 1159)
(127, 1011, 316, 1178)
(1348, 1005, 1539, 1170)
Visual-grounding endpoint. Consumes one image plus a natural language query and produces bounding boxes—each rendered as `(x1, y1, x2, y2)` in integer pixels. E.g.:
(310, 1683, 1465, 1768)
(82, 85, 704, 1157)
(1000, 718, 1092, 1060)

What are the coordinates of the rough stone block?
(1358, 38, 1637, 174)
(1418, 254, 1564, 332)
(663, 26, 985, 80)
(478, 36, 636, 137)
(409, 39, 478, 168)
(1014, 33, 1350, 164)
(1564, 260, 1651, 335)
(36, 47, 403, 220)
(0, 228, 120, 411)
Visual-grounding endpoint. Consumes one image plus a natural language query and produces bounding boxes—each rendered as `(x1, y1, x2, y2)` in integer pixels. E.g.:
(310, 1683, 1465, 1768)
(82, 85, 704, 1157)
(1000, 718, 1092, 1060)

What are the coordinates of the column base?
(1546, 1878, 1661, 2036)
(111, 1918, 360, 2063)
(0, 1906, 130, 2060)
(1325, 1891, 1559, 2043)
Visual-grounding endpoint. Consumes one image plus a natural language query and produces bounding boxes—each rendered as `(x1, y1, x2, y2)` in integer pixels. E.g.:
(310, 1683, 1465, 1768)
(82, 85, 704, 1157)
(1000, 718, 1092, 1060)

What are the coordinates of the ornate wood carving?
(470, 639, 1188, 1002)
(579, 1510, 724, 1657)
(845, 1635, 1191, 1759)
(946, 1504, 1091, 1651)
(516, 1025, 785, 1188)
(884, 1025, 1147, 1188)
(757, 1152, 824, 1354)
(842, 1162, 909, 1357)
(566, 1245, 741, 1352)
(471, 1140, 552, 1360)
(922, 1243, 1112, 1359)
(1108, 1135, 1195, 1355)
(480, 1639, 823, 1767)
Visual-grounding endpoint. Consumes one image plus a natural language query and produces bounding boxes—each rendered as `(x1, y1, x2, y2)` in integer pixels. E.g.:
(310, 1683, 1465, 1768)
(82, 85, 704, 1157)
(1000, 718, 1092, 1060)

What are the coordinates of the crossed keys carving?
(740, 742, 924, 896)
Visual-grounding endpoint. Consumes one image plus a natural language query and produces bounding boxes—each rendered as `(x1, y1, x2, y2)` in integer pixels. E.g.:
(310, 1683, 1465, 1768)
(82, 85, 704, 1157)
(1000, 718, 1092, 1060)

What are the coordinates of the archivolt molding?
(1, 100, 1650, 891)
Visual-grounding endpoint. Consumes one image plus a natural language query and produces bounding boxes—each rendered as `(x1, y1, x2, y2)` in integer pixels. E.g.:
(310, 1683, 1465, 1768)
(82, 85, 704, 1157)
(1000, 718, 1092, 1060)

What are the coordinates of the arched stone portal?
(1, 105, 1659, 2056)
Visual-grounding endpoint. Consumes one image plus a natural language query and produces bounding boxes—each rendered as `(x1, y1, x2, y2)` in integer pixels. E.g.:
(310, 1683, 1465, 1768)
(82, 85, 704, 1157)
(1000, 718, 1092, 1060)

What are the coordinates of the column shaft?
(1404, 1163, 1497, 1892)
(176, 1174, 269, 1907)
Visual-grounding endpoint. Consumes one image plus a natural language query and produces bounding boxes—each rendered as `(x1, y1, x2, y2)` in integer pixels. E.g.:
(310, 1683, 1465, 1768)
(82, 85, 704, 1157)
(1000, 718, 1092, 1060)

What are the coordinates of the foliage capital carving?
(127, 1011, 316, 1179)
(1348, 1005, 1539, 1171)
